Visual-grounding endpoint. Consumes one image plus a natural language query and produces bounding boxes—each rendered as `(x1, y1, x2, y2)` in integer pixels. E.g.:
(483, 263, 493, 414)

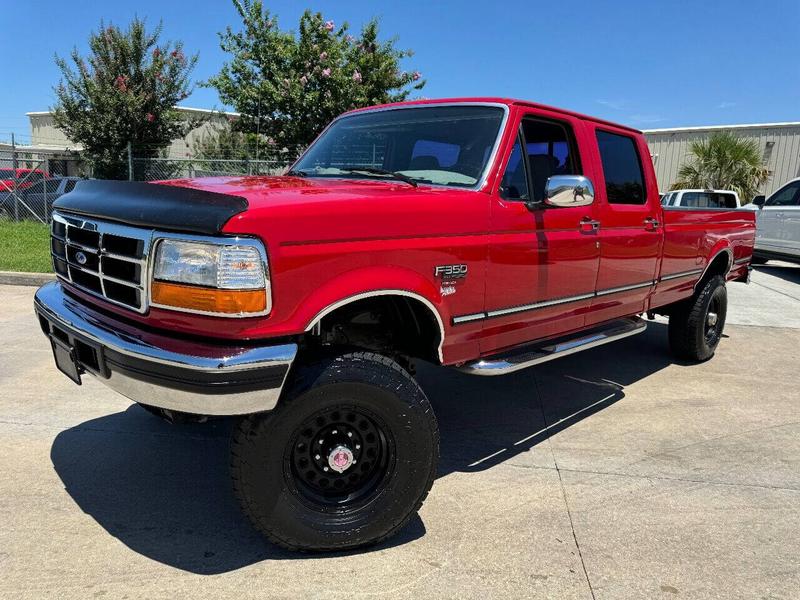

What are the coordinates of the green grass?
(0, 219, 52, 273)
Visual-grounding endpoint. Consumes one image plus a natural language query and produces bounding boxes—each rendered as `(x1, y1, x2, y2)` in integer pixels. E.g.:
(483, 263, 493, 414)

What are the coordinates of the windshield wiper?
(285, 169, 308, 177)
(339, 166, 418, 188)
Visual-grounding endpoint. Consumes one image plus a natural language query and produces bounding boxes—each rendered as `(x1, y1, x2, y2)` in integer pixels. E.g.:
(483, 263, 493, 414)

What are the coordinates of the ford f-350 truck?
(33, 98, 755, 551)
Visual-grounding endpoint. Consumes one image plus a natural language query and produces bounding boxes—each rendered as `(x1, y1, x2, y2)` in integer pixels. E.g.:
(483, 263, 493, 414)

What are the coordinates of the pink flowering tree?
(206, 1, 426, 149)
(53, 18, 198, 179)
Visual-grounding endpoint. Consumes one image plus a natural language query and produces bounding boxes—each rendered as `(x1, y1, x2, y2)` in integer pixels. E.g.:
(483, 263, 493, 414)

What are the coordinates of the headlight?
(151, 238, 270, 316)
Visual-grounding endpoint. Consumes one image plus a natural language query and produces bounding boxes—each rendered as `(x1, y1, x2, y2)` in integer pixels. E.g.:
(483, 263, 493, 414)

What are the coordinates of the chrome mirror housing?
(544, 175, 595, 208)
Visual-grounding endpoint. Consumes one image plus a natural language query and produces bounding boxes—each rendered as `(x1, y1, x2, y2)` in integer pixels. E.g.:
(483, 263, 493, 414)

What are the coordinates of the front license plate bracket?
(50, 336, 82, 385)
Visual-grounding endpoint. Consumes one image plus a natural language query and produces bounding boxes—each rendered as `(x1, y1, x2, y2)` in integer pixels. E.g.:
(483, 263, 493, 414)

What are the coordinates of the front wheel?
(230, 352, 439, 552)
(668, 275, 728, 362)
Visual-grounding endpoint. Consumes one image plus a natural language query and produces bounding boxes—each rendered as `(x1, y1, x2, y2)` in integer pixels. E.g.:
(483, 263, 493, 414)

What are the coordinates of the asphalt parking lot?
(1, 264, 799, 599)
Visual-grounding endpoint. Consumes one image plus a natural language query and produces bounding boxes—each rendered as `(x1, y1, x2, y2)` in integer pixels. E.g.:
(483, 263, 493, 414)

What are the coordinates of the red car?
(34, 98, 755, 551)
(0, 168, 46, 192)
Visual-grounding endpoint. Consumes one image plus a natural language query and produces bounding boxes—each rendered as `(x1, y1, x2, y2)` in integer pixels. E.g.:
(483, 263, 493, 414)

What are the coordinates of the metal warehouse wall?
(644, 122, 800, 198)
(27, 107, 238, 159)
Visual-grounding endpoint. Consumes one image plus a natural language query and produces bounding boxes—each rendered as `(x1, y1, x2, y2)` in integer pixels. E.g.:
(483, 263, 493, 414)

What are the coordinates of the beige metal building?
(26, 106, 239, 158)
(644, 122, 800, 198)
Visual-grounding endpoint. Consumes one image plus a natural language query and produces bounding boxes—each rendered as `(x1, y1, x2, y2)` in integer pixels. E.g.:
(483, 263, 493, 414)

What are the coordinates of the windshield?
(292, 105, 506, 188)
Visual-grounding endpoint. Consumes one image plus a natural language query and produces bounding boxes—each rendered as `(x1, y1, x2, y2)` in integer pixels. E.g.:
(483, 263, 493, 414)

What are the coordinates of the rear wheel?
(668, 275, 727, 361)
(230, 352, 439, 551)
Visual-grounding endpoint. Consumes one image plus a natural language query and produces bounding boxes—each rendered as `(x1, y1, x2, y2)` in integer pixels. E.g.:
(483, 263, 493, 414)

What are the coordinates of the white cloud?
(629, 114, 664, 124)
(596, 99, 626, 110)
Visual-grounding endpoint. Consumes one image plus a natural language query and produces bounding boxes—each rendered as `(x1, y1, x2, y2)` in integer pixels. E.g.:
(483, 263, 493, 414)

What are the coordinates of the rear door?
(757, 180, 800, 256)
(585, 126, 662, 325)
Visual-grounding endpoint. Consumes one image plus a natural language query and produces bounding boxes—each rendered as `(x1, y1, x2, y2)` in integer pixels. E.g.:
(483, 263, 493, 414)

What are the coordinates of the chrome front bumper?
(33, 281, 297, 416)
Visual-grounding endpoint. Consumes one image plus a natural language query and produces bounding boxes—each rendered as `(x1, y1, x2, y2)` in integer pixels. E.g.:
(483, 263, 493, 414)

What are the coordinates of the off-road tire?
(230, 352, 439, 552)
(668, 275, 727, 361)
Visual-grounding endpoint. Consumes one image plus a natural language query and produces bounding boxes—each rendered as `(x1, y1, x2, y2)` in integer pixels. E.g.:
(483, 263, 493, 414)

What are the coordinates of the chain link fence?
(132, 156, 299, 181)
(1, 145, 304, 223)
(0, 150, 88, 223)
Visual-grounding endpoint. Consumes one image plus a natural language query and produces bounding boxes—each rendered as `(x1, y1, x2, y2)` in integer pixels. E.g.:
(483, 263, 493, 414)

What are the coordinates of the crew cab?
(33, 98, 755, 552)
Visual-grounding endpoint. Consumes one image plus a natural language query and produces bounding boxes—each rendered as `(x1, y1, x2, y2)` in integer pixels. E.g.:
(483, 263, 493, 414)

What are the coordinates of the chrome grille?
(51, 212, 152, 313)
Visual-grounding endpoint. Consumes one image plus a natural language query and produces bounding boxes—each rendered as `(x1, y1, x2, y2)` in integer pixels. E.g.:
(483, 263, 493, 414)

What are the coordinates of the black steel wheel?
(287, 405, 393, 510)
(231, 352, 438, 552)
(668, 274, 728, 362)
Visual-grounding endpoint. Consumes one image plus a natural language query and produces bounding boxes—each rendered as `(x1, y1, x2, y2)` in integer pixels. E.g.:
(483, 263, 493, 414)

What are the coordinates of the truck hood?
(53, 176, 483, 243)
(164, 175, 484, 246)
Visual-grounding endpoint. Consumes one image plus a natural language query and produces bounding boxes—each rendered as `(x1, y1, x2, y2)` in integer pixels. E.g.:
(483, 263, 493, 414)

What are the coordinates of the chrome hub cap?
(707, 312, 718, 327)
(328, 445, 355, 473)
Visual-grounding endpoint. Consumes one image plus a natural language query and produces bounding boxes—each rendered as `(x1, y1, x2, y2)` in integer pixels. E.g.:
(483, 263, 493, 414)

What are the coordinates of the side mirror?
(752, 195, 766, 208)
(544, 175, 595, 208)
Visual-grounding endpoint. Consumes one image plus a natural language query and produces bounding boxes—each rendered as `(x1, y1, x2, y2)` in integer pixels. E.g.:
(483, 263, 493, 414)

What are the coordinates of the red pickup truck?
(34, 98, 755, 551)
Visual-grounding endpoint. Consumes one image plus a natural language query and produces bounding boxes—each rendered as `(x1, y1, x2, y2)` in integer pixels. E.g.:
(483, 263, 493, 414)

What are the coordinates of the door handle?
(579, 217, 600, 232)
(644, 217, 660, 231)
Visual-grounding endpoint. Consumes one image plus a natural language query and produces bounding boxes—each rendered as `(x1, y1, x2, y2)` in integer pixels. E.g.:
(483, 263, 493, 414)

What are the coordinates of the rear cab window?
(595, 130, 646, 205)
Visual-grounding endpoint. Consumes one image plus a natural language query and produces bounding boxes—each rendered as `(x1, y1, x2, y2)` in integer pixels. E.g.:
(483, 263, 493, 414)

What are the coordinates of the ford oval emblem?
(75, 251, 88, 265)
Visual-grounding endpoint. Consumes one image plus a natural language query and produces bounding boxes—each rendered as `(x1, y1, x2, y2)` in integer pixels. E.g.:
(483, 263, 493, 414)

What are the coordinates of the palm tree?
(672, 131, 770, 203)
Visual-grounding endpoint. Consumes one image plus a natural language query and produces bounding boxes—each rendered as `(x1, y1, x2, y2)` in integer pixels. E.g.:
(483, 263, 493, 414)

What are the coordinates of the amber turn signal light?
(151, 281, 267, 315)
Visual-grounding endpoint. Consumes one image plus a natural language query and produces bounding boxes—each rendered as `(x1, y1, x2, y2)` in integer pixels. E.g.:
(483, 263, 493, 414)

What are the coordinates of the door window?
(499, 117, 580, 202)
(766, 181, 800, 206)
(596, 130, 646, 205)
(499, 136, 529, 200)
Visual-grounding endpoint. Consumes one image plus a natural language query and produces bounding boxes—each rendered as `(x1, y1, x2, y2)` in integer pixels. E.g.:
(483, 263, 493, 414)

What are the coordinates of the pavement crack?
(532, 372, 597, 600)
(751, 280, 800, 302)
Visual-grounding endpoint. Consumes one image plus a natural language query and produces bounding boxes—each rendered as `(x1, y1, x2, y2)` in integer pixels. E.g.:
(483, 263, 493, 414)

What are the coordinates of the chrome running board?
(457, 317, 647, 376)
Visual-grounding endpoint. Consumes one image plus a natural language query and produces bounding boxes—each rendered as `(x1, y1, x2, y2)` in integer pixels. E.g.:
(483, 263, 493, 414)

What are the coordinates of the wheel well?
(696, 250, 732, 290)
(307, 295, 442, 364)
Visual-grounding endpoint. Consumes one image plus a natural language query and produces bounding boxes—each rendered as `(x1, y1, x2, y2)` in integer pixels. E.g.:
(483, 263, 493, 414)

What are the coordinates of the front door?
(586, 126, 662, 325)
(481, 110, 601, 354)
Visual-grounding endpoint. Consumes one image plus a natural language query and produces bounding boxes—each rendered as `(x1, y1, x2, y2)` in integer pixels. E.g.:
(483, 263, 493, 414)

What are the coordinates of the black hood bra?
(53, 180, 249, 235)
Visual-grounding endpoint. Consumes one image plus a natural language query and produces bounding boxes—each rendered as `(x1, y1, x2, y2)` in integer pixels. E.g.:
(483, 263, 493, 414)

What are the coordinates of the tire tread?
(230, 351, 438, 552)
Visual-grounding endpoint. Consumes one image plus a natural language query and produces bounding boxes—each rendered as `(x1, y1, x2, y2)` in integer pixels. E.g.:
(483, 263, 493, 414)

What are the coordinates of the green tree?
(672, 131, 770, 203)
(193, 121, 262, 160)
(53, 19, 198, 179)
(205, 1, 425, 148)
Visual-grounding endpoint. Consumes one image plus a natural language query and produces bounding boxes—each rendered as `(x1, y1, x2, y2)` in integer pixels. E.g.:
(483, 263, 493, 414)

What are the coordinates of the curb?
(0, 271, 56, 287)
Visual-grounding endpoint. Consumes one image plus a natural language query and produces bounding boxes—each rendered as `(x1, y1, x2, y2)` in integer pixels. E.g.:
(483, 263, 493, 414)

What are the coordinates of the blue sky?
(2, 0, 798, 143)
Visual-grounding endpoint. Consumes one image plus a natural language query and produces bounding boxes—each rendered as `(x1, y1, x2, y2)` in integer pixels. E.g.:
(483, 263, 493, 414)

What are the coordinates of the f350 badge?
(434, 264, 468, 280)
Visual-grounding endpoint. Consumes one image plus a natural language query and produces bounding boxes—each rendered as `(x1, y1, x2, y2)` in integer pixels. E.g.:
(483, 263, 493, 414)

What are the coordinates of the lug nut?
(332, 429, 338, 434)
(355, 444, 361, 450)
(347, 432, 353, 438)
(323, 467, 329, 472)
(315, 454, 320, 460)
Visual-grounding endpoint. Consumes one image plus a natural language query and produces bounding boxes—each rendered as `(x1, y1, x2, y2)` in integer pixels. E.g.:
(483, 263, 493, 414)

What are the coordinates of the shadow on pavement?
(753, 263, 800, 285)
(51, 322, 675, 572)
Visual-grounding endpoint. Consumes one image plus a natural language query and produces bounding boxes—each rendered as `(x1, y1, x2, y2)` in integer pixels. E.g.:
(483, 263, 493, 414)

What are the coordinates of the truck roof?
(342, 97, 643, 135)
